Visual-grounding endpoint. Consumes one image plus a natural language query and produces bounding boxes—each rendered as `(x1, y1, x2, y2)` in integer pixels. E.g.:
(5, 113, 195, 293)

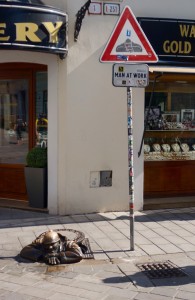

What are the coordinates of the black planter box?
(24, 167, 47, 208)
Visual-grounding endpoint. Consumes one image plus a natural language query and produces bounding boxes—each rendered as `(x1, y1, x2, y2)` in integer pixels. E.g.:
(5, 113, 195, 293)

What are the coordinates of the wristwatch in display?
(152, 143, 161, 152)
(181, 143, 189, 152)
(161, 144, 171, 152)
(144, 144, 151, 153)
(171, 143, 180, 152)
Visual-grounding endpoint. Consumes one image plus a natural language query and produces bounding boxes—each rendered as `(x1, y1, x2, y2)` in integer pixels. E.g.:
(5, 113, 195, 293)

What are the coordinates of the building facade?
(1, 0, 195, 214)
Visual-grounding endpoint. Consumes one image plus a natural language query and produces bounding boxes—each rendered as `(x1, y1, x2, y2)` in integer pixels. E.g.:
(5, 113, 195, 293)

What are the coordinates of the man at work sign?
(112, 63, 149, 87)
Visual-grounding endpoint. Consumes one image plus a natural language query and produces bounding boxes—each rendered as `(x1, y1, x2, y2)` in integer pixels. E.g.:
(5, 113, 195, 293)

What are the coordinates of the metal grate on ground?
(82, 238, 94, 259)
(137, 260, 187, 279)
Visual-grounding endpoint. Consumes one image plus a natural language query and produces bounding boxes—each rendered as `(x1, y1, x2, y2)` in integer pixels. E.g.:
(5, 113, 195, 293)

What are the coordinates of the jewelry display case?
(144, 73, 195, 200)
(144, 130, 195, 161)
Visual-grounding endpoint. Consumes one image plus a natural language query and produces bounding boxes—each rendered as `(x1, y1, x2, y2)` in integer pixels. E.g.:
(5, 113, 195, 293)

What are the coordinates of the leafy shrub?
(26, 147, 47, 168)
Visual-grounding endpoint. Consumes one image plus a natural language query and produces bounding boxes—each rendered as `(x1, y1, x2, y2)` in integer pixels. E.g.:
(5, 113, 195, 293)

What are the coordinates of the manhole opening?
(53, 230, 94, 260)
(137, 260, 187, 279)
(82, 238, 94, 259)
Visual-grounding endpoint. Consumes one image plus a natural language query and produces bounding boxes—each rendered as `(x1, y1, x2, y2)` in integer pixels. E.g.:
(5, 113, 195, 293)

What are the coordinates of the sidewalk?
(1, 207, 195, 299)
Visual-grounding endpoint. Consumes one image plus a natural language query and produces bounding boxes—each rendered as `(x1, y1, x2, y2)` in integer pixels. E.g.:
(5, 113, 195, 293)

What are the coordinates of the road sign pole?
(127, 86, 134, 251)
(112, 63, 150, 252)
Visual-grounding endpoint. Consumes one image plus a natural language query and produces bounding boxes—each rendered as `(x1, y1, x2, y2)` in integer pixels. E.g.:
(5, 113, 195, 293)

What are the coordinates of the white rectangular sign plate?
(89, 2, 102, 14)
(112, 64, 149, 87)
(103, 3, 120, 15)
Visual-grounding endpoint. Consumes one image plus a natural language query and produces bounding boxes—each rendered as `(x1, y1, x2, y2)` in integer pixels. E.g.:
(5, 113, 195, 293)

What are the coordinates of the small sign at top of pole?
(112, 63, 149, 87)
(100, 6, 158, 63)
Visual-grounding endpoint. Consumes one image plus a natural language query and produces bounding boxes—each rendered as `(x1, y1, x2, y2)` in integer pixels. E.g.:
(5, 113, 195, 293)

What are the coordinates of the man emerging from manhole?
(20, 230, 87, 265)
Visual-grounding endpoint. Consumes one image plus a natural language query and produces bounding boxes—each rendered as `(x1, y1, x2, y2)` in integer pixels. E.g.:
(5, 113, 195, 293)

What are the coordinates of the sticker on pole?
(112, 64, 149, 87)
(100, 6, 158, 63)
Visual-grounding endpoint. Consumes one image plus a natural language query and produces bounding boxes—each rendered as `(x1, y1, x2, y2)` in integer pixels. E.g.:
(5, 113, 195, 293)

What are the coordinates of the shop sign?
(112, 63, 149, 87)
(138, 18, 195, 64)
(0, 4, 67, 58)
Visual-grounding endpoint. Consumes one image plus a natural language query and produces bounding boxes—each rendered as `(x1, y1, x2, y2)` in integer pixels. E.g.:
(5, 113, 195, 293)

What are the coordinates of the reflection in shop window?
(35, 72, 47, 148)
(0, 79, 29, 164)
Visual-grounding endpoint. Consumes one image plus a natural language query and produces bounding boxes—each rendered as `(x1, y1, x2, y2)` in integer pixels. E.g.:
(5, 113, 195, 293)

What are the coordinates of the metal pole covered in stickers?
(127, 86, 134, 251)
(112, 63, 149, 251)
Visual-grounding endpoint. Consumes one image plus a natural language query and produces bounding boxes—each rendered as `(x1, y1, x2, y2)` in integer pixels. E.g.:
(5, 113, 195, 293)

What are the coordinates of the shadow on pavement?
(103, 265, 195, 287)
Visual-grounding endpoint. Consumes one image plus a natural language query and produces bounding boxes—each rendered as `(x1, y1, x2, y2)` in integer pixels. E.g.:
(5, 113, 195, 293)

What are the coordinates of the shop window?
(35, 72, 47, 148)
(144, 74, 195, 161)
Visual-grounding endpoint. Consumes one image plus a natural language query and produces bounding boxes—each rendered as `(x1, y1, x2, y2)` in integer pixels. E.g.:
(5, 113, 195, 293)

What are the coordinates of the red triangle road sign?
(100, 6, 158, 63)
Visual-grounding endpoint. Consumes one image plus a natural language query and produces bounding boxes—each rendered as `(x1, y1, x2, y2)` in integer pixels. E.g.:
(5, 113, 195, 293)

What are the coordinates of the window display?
(144, 74, 195, 161)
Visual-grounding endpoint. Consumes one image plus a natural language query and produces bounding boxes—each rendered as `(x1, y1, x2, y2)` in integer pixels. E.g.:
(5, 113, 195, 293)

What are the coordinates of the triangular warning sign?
(100, 6, 158, 63)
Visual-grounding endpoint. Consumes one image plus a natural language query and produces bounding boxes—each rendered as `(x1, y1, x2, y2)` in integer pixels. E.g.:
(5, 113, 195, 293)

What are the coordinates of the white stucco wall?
(47, 0, 195, 215)
(56, 0, 146, 215)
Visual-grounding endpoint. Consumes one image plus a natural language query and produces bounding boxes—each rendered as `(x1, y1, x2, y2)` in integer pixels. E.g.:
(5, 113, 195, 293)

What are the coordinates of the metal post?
(127, 87, 134, 251)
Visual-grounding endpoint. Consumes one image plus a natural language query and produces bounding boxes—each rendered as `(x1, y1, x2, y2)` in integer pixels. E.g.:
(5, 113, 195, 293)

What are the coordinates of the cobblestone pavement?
(1, 207, 195, 299)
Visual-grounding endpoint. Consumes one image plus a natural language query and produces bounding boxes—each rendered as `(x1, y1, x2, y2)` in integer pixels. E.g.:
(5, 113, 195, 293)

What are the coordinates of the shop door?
(0, 64, 47, 201)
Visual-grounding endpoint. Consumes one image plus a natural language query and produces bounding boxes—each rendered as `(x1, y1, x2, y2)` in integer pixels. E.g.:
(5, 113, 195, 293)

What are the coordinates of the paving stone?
(48, 292, 80, 300)
(172, 229, 193, 237)
(94, 238, 120, 251)
(93, 252, 109, 260)
(71, 215, 90, 223)
(33, 281, 61, 291)
(150, 286, 178, 297)
(103, 231, 127, 240)
(178, 284, 195, 293)
(0, 289, 11, 296)
(71, 265, 94, 275)
(0, 280, 22, 292)
(177, 243, 195, 252)
(148, 237, 170, 245)
(79, 289, 108, 300)
(0, 249, 19, 258)
(86, 213, 106, 222)
(138, 244, 165, 255)
(16, 286, 56, 299)
(139, 230, 160, 239)
(134, 292, 173, 300)
(164, 235, 189, 245)
(113, 238, 132, 250)
(0, 292, 35, 300)
(158, 243, 183, 254)
(103, 286, 138, 299)
(70, 280, 110, 293)
(108, 220, 129, 229)
(135, 222, 149, 231)
(71, 274, 102, 285)
(153, 227, 176, 236)
(3, 274, 40, 286)
(142, 222, 163, 229)
(53, 284, 86, 296)
(175, 290, 195, 300)
(104, 295, 133, 300)
(134, 234, 153, 245)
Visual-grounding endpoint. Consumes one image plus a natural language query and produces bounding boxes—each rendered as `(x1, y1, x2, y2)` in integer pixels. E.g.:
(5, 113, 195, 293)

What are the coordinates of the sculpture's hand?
(45, 253, 60, 265)
(48, 256, 60, 265)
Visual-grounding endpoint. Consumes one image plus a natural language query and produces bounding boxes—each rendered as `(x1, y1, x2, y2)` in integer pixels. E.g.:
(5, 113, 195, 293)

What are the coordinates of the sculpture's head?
(42, 230, 61, 253)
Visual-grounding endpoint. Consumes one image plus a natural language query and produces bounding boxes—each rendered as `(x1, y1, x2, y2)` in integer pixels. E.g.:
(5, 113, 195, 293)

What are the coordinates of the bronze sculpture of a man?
(20, 230, 87, 265)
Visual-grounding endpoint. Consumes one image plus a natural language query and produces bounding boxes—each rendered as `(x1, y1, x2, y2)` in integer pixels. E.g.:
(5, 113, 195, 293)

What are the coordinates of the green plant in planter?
(26, 147, 47, 168)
